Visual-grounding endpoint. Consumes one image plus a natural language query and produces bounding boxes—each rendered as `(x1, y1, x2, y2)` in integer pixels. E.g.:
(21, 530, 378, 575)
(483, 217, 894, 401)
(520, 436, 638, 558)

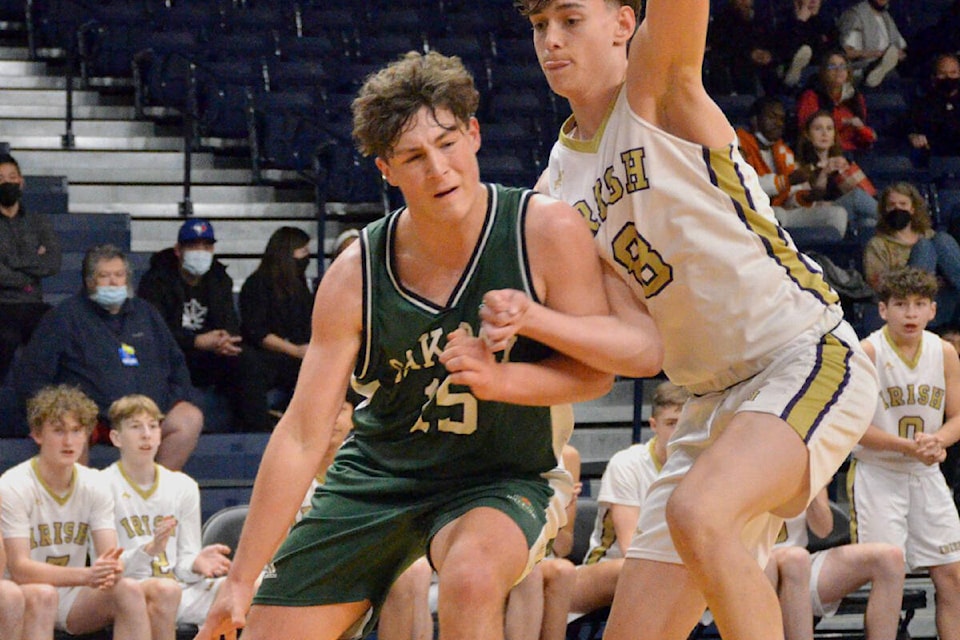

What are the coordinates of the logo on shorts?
(507, 494, 537, 519)
(262, 562, 277, 580)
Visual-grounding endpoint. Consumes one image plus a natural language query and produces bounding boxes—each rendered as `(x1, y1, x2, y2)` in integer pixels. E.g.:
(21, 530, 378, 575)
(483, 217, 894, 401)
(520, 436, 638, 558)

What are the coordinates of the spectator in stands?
(854, 267, 960, 640)
(137, 218, 270, 432)
(0, 493, 57, 639)
(797, 50, 878, 153)
(104, 394, 231, 630)
(239, 227, 314, 421)
(0, 385, 178, 639)
(566, 382, 690, 619)
(777, 0, 838, 88)
(737, 97, 848, 240)
(765, 486, 904, 640)
(795, 110, 879, 240)
(837, 0, 906, 88)
(863, 182, 960, 327)
(0, 152, 61, 385)
(906, 53, 960, 159)
(706, 0, 780, 96)
(13, 244, 203, 470)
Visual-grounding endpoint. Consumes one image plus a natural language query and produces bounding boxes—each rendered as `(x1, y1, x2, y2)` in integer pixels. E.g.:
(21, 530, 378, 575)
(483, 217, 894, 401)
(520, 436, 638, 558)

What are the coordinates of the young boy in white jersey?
(766, 486, 904, 640)
(103, 394, 232, 630)
(854, 266, 960, 640)
(570, 380, 687, 617)
(0, 493, 58, 639)
(466, 1, 882, 638)
(0, 385, 174, 640)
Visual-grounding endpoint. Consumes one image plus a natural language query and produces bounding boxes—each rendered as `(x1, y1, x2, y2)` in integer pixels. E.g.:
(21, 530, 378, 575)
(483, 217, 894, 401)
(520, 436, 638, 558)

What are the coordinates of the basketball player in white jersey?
(0, 493, 58, 639)
(766, 487, 904, 640)
(103, 394, 232, 628)
(854, 267, 960, 640)
(0, 385, 178, 640)
(468, 1, 881, 637)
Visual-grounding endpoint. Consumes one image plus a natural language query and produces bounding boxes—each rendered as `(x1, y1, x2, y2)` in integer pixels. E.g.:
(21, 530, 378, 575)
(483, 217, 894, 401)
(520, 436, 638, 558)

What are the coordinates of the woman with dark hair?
(794, 109, 878, 240)
(796, 49, 877, 153)
(239, 226, 313, 420)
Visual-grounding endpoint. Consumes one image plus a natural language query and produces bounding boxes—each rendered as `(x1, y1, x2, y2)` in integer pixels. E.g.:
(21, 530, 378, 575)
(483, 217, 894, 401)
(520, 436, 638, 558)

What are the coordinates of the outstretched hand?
(194, 577, 254, 640)
(478, 289, 529, 352)
(192, 544, 232, 578)
(440, 328, 502, 401)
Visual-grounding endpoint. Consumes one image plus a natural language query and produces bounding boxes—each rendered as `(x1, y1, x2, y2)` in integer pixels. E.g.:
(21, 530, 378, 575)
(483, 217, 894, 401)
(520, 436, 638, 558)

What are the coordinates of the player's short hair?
(651, 381, 690, 418)
(26, 385, 99, 437)
(0, 152, 21, 174)
(108, 394, 163, 430)
(352, 51, 479, 159)
(514, 0, 642, 19)
(876, 267, 939, 304)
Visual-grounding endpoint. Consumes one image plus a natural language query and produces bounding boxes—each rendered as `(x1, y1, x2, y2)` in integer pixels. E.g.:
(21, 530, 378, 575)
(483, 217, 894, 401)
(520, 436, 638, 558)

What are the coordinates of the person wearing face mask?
(137, 218, 273, 432)
(837, 0, 907, 88)
(12, 244, 203, 470)
(0, 152, 61, 385)
(239, 226, 316, 415)
(863, 182, 960, 330)
(906, 53, 960, 159)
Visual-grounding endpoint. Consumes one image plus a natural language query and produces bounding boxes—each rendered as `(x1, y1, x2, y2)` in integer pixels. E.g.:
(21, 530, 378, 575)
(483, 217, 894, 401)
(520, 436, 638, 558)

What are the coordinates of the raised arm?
(628, 0, 734, 147)
(197, 247, 363, 639)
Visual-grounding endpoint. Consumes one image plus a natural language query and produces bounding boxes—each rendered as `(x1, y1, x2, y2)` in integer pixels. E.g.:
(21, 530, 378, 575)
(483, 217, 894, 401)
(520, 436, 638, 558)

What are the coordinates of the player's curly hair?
(108, 394, 163, 431)
(876, 182, 932, 236)
(876, 267, 939, 304)
(352, 51, 479, 159)
(514, 0, 642, 19)
(652, 381, 690, 418)
(27, 385, 99, 437)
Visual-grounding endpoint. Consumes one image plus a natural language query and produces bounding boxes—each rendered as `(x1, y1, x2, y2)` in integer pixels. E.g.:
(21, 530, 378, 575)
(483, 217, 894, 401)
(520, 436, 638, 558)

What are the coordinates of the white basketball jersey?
(0, 459, 114, 570)
(856, 328, 946, 472)
(545, 89, 839, 393)
(585, 438, 662, 564)
(104, 461, 204, 583)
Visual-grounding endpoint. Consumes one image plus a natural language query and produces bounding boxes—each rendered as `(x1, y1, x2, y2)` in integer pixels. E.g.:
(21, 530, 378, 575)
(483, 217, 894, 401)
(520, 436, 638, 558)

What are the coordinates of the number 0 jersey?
(330, 183, 572, 495)
(855, 328, 947, 472)
(545, 88, 839, 393)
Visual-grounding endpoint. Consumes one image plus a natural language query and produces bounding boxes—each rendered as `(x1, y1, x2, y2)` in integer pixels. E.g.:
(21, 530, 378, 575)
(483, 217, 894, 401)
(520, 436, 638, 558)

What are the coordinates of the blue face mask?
(90, 285, 128, 308)
(181, 250, 214, 277)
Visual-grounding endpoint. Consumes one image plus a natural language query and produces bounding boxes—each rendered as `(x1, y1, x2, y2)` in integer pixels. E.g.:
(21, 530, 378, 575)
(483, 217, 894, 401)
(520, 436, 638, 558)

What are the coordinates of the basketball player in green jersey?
(196, 51, 663, 640)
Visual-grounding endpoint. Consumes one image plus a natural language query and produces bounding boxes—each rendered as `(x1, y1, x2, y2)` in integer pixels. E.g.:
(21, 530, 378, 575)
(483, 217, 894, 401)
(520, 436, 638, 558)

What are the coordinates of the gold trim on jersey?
(31, 457, 76, 507)
(846, 458, 859, 542)
(117, 461, 160, 500)
(783, 332, 852, 441)
(705, 146, 839, 307)
(558, 87, 620, 154)
(882, 325, 924, 370)
(647, 437, 664, 473)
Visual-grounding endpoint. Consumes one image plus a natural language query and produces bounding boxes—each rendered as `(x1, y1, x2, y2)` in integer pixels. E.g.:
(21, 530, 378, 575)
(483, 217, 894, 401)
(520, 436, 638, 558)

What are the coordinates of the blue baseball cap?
(177, 218, 216, 243)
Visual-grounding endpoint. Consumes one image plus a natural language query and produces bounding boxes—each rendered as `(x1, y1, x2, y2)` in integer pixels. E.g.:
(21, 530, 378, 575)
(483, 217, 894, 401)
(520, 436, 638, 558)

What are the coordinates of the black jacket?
(137, 247, 240, 356)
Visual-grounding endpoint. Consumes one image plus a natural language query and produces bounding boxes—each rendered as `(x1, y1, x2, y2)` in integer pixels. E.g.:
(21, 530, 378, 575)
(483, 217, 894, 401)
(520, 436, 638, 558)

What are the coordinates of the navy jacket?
(14, 293, 200, 416)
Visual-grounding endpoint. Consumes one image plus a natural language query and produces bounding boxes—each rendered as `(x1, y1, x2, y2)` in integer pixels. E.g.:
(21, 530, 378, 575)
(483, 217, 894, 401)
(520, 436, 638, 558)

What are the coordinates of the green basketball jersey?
(327, 184, 573, 496)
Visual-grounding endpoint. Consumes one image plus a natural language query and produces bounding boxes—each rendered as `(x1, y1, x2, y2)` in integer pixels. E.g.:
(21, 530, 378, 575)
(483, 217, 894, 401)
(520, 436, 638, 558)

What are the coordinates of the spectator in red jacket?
(797, 49, 878, 153)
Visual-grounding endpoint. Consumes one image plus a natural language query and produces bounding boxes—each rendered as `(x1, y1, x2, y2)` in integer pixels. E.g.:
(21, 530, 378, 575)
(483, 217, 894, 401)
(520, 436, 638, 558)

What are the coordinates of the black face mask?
(936, 77, 960, 96)
(295, 256, 310, 275)
(884, 208, 912, 231)
(0, 182, 21, 208)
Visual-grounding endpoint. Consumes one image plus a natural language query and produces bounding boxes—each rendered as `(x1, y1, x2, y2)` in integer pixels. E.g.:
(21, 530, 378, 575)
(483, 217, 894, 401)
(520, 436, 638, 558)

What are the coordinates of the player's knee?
(665, 488, 716, 552)
(776, 546, 812, 585)
(143, 578, 182, 613)
(0, 581, 25, 617)
(439, 560, 507, 607)
(870, 544, 905, 581)
(112, 577, 148, 611)
(23, 583, 58, 613)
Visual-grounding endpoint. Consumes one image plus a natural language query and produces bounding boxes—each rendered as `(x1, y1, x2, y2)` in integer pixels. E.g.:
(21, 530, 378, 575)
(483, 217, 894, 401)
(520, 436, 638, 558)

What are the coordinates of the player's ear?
(878, 301, 888, 321)
(468, 116, 481, 151)
(375, 157, 398, 187)
(614, 4, 637, 45)
(108, 428, 122, 448)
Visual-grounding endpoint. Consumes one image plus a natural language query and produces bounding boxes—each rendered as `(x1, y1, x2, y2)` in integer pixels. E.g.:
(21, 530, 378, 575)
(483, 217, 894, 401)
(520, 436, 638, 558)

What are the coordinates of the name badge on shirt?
(119, 343, 139, 367)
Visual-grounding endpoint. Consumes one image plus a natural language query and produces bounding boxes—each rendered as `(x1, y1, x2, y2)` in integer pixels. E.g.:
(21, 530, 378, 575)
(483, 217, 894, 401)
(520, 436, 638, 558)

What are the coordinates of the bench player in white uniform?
(766, 487, 904, 640)
(103, 394, 232, 627)
(854, 267, 960, 640)
(0, 492, 57, 639)
(471, 1, 881, 638)
(0, 385, 177, 639)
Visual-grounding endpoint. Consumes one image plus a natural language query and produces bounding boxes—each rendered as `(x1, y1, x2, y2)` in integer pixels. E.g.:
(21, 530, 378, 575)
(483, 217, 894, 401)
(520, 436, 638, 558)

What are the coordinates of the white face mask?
(182, 250, 214, 277)
(89, 285, 128, 309)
